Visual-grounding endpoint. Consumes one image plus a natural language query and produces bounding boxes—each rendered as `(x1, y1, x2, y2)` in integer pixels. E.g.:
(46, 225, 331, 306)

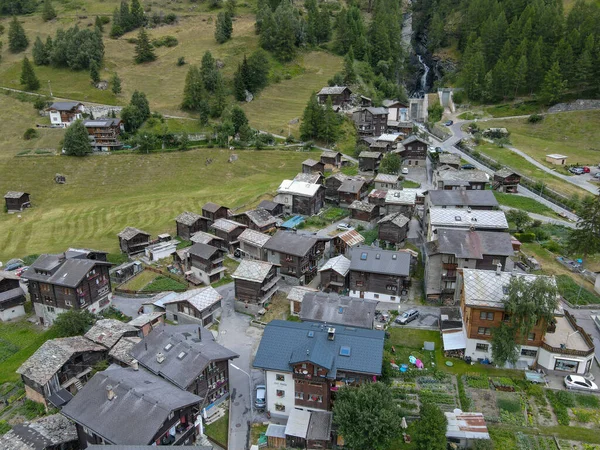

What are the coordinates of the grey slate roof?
(242, 208, 279, 228)
(258, 199, 282, 212)
(378, 212, 410, 228)
(232, 259, 274, 283)
(428, 190, 498, 208)
(438, 153, 461, 165)
(85, 319, 138, 349)
(238, 228, 270, 248)
(374, 173, 400, 184)
(287, 286, 318, 302)
(429, 208, 508, 229)
(23, 255, 112, 288)
(321, 151, 341, 159)
(4, 191, 27, 199)
(0, 414, 77, 450)
(190, 231, 223, 245)
(253, 320, 384, 378)
(302, 159, 321, 167)
(211, 218, 246, 233)
(294, 173, 322, 184)
(319, 255, 351, 277)
(317, 86, 350, 95)
(307, 411, 333, 441)
(130, 325, 238, 390)
(338, 178, 367, 194)
(264, 231, 319, 257)
(17, 337, 106, 386)
(359, 151, 382, 159)
(118, 227, 150, 240)
(202, 202, 225, 213)
(364, 107, 388, 115)
(495, 168, 519, 178)
(163, 286, 223, 314)
(300, 292, 377, 329)
(348, 200, 376, 212)
(436, 169, 489, 184)
(108, 336, 142, 365)
(175, 211, 205, 226)
(425, 229, 514, 259)
(0, 287, 25, 305)
(128, 312, 165, 327)
(349, 246, 411, 277)
(47, 101, 81, 111)
(188, 242, 220, 259)
(402, 135, 428, 146)
(61, 365, 202, 445)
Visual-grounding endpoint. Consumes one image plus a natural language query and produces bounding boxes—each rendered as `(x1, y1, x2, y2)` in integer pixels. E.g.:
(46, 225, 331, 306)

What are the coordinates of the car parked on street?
(395, 309, 419, 325)
(337, 223, 354, 231)
(564, 375, 598, 391)
(569, 167, 585, 175)
(594, 172, 600, 179)
(461, 164, 476, 170)
(401, 167, 409, 175)
(583, 166, 590, 173)
(255, 385, 266, 410)
(444, 120, 454, 126)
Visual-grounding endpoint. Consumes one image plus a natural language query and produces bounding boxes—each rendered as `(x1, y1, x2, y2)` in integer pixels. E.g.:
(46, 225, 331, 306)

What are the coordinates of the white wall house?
(265, 370, 295, 417)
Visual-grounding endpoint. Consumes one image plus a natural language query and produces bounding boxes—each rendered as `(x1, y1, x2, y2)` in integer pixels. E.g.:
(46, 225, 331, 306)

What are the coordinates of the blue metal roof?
(280, 215, 305, 229)
(253, 320, 384, 378)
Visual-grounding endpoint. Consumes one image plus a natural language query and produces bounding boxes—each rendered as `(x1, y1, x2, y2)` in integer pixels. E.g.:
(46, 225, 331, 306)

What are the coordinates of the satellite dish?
(302, 370, 308, 375)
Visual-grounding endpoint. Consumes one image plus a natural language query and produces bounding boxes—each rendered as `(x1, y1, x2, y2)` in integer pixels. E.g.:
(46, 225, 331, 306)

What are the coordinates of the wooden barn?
(337, 178, 369, 207)
(318, 255, 350, 293)
(348, 200, 379, 222)
(4, 192, 30, 212)
(210, 218, 247, 252)
(316, 86, 352, 106)
(234, 208, 280, 233)
(320, 151, 342, 168)
(331, 229, 365, 257)
(201, 202, 230, 224)
(175, 211, 209, 240)
(258, 199, 284, 217)
(232, 259, 280, 304)
(378, 212, 410, 245)
(493, 168, 521, 193)
(118, 227, 151, 255)
(302, 159, 325, 174)
(358, 151, 382, 172)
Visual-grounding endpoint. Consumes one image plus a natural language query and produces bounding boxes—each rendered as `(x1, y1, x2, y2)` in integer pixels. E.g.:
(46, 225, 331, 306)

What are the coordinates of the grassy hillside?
(484, 111, 600, 168)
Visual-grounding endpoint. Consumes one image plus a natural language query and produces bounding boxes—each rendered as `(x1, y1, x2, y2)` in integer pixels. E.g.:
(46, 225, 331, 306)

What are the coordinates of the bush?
(541, 240, 562, 253)
(153, 35, 178, 47)
(99, 16, 111, 25)
(23, 128, 38, 140)
(514, 232, 535, 243)
(528, 114, 544, 123)
(428, 103, 443, 123)
(176, 56, 186, 66)
(576, 394, 600, 408)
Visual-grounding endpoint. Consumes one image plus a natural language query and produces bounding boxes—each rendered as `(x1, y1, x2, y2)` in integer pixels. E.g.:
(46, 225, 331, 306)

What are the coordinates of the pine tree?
(90, 61, 100, 83)
(231, 106, 248, 133)
(110, 7, 123, 37)
(233, 64, 246, 101)
(130, 0, 145, 28)
(215, 12, 233, 44)
(320, 97, 339, 144)
(300, 93, 324, 141)
(20, 57, 40, 90)
(342, 47, 356, 84)
(247, 49, 270, 92)
(119, 1, 132, 32)
(63, 120, 92, 156)
(210, 75, 226, 118)
(527, 38, 544, 94)
(200, 51, 218, 92)
(111, 73, 122, 95)
(42, 0, 57, 21)
(134, 28, 156, 63)
(130, 90, 150, 121)
(95, 15, 104, 32)
(540, 61, 566, 105)
(32, 36, 49, 65)
(181, 65, 206, 111)
(513, 54, 527, 97)
(240, 55, 252, 92)
(8, 16, 28, 53)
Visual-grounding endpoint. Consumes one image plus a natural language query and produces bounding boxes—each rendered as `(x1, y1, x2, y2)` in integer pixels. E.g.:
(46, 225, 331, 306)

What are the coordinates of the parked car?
(583, 166, 590, 173)
(4, 259, 24, 271)
(461, 164, 476, 170)
(569, 167, 585, 175)
(564, 375, 598, 391)
(401, 167, 409, 175)
(444, 120, 454, 126)
(435, 147, 442, 153)
(255, 385, 266, 409)
(594, 172, 600, 179)
(14, 266, 28, 277)
(337, 223, 354, 231)
(395, 309, 419, 325)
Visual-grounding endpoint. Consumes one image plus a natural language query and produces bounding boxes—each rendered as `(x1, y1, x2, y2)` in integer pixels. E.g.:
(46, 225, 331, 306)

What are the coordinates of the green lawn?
(204, 410, 229, 447)
(119, 270, 159, 291)
(484, 111, 600, 167)
(142, 276, 187, 292)
(0, 148, 308, 261)
(484, 101, 544, 118)
(493, 192, 560, 219)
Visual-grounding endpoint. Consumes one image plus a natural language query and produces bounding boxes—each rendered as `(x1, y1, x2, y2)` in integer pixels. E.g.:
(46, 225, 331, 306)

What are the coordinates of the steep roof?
(264, 231, 319, 257)
(429, 208, 508, 229)
(163, 286, 222, 313)
(317, 86, 350, 95)
(211, 218, 246, 233)
(188, 242, 221, 260)
(425, 229, 514, 259)
(130, 325, 238, 390)
(336, 229, 365, 247)
(4, 191, 27, 199)
(202, 202, 226, 213)
(319, 255, 351, 277)
(338, 178, 367, 194)
(349, 246, 411, 277)
(175, 211, 205, 226)
(0, 414, 77, 450)
(253, 320, 384, 378)
(118, 227, 150, 240)
(428, 190, 498, 207)
(22, 255, 112, 288)
(402, 135, 428, 146)
(17, 337, 106, 385)
(300, 292, 377, 329)
(378, 212, 410, 228)
(61, 365, 202, 444)
(85, 319, 138, 349)
(232, 259, 274, 283)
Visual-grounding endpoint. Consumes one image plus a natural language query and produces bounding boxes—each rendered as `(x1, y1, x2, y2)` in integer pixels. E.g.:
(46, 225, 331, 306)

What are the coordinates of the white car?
(564, 375, 598, 391)
(337, 223, 354, 231)
(401, 168, 409, 175)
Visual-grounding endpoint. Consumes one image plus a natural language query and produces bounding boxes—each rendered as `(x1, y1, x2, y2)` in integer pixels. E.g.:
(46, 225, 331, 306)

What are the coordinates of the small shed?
(302, 159, 325, 175)
(546, 154, 568, 165)
(4, 191, 30, 212)
(445, 409, 490, 448)
(175, 211, 209, 240)
(320, 151, 342, 168)
(118, 227, 151, 255)
(332, 229, 365, 256)
(378, 212, 410, 244)
(258, 199, 284, 217)
(266, 424, 287, 449)
(348, 200, 378, 222)
(493, 168, 521, 193)
(358, 151, 382, 172)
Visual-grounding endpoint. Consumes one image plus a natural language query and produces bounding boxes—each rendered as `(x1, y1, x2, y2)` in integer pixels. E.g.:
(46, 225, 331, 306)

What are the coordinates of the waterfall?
(412, 54, 430, 98)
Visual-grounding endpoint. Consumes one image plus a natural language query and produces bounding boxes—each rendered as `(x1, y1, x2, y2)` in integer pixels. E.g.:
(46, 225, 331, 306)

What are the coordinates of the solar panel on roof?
(307, 331, 314, 338)
(360, 252, 367, 260)
(339, 346, 351, 356)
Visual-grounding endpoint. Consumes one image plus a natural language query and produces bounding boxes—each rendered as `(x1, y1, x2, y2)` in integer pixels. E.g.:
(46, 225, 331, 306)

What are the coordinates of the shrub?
(153, 35, 178, 47)
(176, 56, 186, 66)
(576, 394, 600, 408)
(99, 16, 111, 25)
(0, 420, 10, 434)
(23, 128, 38, 140)
(514, 232, 535, 243)
(528, 114, 544, 123)
(542, 240, 562, 254)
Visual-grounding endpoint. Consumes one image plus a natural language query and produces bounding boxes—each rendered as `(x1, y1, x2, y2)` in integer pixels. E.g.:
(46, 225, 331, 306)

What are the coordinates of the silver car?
(395, 309, 419, 325)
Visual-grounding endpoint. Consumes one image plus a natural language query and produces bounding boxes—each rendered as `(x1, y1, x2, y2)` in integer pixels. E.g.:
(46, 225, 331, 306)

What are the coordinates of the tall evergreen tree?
(32, 36, 49, 65)
(239, 55, 251, 91)
(42, 0, 57, 21)
(300, 93, 324, 141)
(90, 61, 100, 83)
(63, 120, 92, 156)
(342, 47, 356, 84)
(540, 61, 566, 105)
(95, 15, 105, 32)
(130, 0, 145, 28)
(210, 75, 226, 118)
(134, 28, 156, 63)
(233, 64, 246, 101)
(320, 97, 340, 144)
(119, 1, 132, 32)
(8, 16, 28, 53)
(513, 54, 527, 96)
(215, 12, 233, 43)
(130, 90, 150, 120)
(231, 105, 248, 133)
(200, 51, 218, 92)
(110, 7, 123, 37)
(247, 49, 270, 92)
(20, 57, 40, 90)
(181, 65, 206, 111)
(111, 73, 122, 95)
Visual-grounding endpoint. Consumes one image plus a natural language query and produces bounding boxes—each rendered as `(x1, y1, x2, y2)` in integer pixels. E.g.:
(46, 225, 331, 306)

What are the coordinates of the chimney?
(198, 326, 202, 341)
(131, 359, 139, 371)
(327, 327, 336, 341)
(145, 342, 148, 351)
(156, 352, 165, 364)
(106, 385, 115, 401)
(496, 263, 502, 275)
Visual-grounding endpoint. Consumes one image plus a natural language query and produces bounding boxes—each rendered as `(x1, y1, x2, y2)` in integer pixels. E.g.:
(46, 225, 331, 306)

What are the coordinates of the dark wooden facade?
(349, 271, 408, 298)
(350, 206, 378, 222)
(277, 242, 325, 284)
(212, 224, 247, 252)
(398, 136, 428, 165)
(493, 171, 521, 193)
(292, 189, 326, 216)
(119, 231, 150, 255)
(176, 217, 209, 241)
(352, 108, 388, 136)
(320, 152, 342, 168)
(4, 192, 31, 212)
(190, 247, 225, 284)
(302, 160, 325, 175)
(358, 152, 382, 172)
(317, 87, 352, 106)
(324, 175, 345, 202)
(84, 119, 123, 150)
(0, 275, 25, 312)
(378, 220, 409, 244)
(320, 269, 347, 293)
(234, 265, 279, 304)
(201, 204, 230, 223)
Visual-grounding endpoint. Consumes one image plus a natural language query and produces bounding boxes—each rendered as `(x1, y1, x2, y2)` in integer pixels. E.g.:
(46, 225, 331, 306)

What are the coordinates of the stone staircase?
(204, 405, 227, 425)
(74, 379, 84, 392)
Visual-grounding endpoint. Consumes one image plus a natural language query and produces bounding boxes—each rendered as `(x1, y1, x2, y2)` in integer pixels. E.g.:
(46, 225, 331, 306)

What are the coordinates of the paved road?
(111, 294, 152, 318)
(215, 283, 265, 450)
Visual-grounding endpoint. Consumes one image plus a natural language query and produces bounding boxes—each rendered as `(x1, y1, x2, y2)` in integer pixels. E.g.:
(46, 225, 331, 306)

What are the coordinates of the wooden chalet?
(258, 199, 284, 217)
(46, 101, 84, 127)
(83, 118, 123, 151)
(319, 255, 350, 293)
(324, 173, 347, 203)
(4, 191, 30, 212)
(232, 260, 280, 304)
(320, 151, 342, 168)
(374, 173, 400, 190)
(275, 180, 325, 217)
(234, 208, 279, 233)
(210, 218, 247, 252)
(493, 168, 521, 193)
(337, 178, 369, 207)
(294, 172, 324, 185)
(378, 212, 410, 245)
(238, 228, 270, 260)
(201, 202, 230, 224)
(183, 243, 226, 285)
(316, 86, 352, 106)
(264, 231, 326, 284)
(348, 200, 378, 222)
(397, 135, 428, 166)
(0, 270, 26, 321)
(358, 151, 382, 172)
(302, 159, 325, 175)
(175, 211, 209, 240)
(331, 229, 365, 257)
(118, 227, 151, 255)
(352, 107, 388, 136)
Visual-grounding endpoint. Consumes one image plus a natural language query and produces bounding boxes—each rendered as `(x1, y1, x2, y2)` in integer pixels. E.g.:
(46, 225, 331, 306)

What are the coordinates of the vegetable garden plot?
(516, 433, 559, 450)
(469, 388, 500, 421)
(496, 391, 526, 426)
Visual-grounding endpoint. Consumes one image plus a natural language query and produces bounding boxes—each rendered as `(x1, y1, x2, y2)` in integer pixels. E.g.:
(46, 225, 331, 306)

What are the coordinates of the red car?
(583, 166, 591, 173)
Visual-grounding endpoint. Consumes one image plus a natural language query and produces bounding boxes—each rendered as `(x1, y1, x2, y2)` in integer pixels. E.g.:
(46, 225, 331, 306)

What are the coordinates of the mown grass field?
(484, 111, 600, 167)
(0, 147, 309, 261)
(493, 192, 560, 219)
